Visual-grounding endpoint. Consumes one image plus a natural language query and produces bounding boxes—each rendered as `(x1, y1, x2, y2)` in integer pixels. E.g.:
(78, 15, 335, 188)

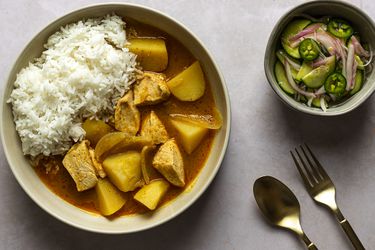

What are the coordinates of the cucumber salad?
(275, 17, 372, 111)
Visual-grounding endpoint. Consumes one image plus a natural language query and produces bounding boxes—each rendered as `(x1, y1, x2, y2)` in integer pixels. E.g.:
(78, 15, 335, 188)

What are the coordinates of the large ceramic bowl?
(264, 0, 375, 116)
(0, 3, 230, 234)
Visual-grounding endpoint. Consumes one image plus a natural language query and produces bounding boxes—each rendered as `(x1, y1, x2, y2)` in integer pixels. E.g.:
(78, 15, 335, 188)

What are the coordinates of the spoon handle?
(307, 243, 318, 250)
(301, 233, 318, 250)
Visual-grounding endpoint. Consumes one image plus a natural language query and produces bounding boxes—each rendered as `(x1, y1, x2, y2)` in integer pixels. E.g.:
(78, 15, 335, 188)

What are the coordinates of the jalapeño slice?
(324, 72, 347, 96)
(298, 39, 320, 61)
(327, 19, 353, 38)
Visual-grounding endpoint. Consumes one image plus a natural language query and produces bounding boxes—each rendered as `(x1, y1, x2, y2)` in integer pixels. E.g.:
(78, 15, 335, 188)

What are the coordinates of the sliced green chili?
(324, 72, 347, 96)
(328, 19, 353, 38)
(298, 39, 320, 61)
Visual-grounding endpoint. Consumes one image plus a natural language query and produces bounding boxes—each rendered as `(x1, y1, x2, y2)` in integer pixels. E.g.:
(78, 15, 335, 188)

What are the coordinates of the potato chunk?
(134, 72, 170, 106)
(96, 178, 127, 216)
(167, 61, 206, 101)
(82, 119, 112, 145)
(140, 111, 169, 144)
(102, 151, 143, 192)
(152, 138, 185, 187)
(114, 90, 140, 135)
(128, 38, 168, 72)
(134, 179, 170, 210)
(170, 119, 208, 154)
(62, 140, 98, 192)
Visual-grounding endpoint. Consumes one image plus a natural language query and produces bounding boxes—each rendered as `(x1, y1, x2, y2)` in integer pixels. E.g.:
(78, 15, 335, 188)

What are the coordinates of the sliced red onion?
(362, 49, 373, 67)
(289, 39, 303, 48)
(289, 23, 322, 42)
(304, 31, 346, 60)
(315, 86, 326, 95)
(315, 32, 337, 55)
(285, 62, 316, 98)
(289, 30, 348, 69)
(351, 59, 358, 90)
(332, 37, 347, 77)
(320, 97, 327, 112)
(351, 36, 370, 58)
(340, 46, 347, 78)
(312, 56, 335, 68)
(307, 97, 313, 107)
(277, 50, 301, 71)
(346, 42, 355, 91)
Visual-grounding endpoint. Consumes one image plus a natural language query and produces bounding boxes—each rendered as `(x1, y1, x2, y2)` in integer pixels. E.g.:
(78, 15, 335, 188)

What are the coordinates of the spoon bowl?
(253, 176, 318, 249)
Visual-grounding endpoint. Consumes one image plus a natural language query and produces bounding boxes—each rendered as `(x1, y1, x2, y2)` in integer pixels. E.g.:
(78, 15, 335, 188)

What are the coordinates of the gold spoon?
(253, 176, 318, 249)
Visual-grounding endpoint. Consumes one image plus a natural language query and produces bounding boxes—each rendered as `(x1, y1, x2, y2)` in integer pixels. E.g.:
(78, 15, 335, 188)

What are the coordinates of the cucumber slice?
(274, 61, 296, 95)
(303, 66, 330, 88)
(350, 70, 364, 95)
(300, 95, 307, 103)
(347, 37, 365, 70)
(281, 19, 312, 59)
(325, 55, 336, 72)
(355, 55, 364, 70)
(296, 61, 313, 81)
(302, 56, 336, 88)
(311, 98, 321, 108)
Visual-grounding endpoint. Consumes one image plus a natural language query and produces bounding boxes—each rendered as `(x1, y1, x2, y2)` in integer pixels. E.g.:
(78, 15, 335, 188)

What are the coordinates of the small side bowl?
(264, 0, 375, 116)
(0, 3, 231, 233)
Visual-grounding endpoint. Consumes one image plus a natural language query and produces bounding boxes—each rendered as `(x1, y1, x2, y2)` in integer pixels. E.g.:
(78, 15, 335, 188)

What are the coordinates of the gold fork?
(290, 144, 365, 250)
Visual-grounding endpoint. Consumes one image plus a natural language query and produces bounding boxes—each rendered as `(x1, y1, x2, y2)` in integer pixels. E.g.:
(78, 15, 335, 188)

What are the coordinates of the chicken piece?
(140, 111, 169, 144)
(114, 90, 140, 135)
(152, 138, 185, 187)
(89, 148, 106, 178)
(134, 72, 170, 106)
(62, 140, 98, 192)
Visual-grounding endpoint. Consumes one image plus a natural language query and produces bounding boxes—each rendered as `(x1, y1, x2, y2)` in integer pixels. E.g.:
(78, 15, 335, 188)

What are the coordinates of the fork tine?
(304, 143, 329, 179)
(290, 150, 312, 187)
(295, 147, 318, 185)
(300, 145, 323, 181)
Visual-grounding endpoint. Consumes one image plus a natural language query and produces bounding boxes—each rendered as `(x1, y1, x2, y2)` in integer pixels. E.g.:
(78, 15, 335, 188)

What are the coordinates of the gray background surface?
(1, 0, 375, 249)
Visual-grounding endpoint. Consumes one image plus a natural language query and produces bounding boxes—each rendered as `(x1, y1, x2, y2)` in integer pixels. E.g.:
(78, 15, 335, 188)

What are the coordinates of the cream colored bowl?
(0, 3, 230, 234)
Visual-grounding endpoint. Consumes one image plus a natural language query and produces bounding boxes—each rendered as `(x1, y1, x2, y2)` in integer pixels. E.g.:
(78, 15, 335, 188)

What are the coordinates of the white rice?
(8, 14, 137, 157)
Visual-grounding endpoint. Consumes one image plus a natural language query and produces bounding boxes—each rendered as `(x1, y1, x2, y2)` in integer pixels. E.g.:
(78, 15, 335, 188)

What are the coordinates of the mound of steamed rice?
(8, 14, 137, 157)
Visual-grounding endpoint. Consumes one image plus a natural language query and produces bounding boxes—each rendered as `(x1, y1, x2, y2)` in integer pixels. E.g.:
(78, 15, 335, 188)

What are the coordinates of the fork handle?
(340, 219, 365, 250)
(335, 209, 365, 250)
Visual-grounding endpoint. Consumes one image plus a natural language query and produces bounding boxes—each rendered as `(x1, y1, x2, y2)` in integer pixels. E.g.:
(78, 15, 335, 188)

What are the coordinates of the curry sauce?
(34, 18, 217, 216)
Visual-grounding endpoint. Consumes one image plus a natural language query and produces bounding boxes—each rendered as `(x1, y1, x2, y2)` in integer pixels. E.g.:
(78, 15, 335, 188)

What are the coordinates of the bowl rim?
(264, 0, 375, 116)
(0, 2, 231, 234)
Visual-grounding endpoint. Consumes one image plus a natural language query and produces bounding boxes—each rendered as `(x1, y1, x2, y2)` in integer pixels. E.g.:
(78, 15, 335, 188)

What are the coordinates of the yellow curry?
(34, 18, 220, 217)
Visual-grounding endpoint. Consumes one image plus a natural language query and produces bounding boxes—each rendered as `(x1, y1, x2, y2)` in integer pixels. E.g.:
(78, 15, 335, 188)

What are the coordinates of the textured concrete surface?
(1, 0, 375, 249)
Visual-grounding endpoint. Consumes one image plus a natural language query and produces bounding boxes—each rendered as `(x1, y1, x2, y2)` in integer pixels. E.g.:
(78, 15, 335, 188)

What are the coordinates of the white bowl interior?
(0, 3, 230, 233)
